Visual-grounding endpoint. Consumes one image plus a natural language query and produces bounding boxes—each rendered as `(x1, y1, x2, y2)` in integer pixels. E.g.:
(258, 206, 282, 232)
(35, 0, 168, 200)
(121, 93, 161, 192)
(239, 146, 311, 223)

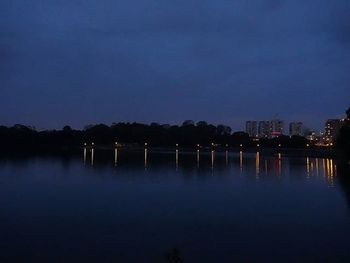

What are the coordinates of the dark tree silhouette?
(336, 106, 350, 156)
(0, 120, 317, 151)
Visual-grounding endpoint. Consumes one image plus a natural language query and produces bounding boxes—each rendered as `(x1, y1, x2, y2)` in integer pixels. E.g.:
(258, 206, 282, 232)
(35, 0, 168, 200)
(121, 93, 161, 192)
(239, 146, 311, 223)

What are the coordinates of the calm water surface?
(1, 149, 350, 262)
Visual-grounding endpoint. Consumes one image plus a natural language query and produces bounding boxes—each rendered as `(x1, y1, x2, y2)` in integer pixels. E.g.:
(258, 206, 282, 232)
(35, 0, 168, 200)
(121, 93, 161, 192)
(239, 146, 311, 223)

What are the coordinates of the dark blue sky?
(1, 0, 349, 131)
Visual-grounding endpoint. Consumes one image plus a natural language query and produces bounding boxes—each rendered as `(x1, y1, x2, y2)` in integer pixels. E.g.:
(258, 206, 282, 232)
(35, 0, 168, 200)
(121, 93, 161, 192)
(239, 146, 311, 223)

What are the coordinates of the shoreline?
(0, 145, 338, 159)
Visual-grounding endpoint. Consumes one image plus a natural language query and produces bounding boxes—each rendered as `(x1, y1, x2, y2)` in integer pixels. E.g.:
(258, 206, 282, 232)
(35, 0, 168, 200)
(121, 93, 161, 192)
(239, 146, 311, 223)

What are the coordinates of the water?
(1, 149, 350, 262)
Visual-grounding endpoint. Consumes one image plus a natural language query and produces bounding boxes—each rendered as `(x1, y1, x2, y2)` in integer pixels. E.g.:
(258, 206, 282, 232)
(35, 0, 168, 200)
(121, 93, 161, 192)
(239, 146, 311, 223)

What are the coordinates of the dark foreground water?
(1, 149, 350, 262)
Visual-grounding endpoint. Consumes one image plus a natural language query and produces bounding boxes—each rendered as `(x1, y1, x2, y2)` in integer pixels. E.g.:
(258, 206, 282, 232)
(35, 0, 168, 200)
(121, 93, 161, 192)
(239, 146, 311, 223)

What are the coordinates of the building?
(258, 121, 271, 138)
(270, 119, 284, 137)
(289, 122, 303, 136)
(324, 119, 343, 143)
(246, 121, 258, 137)
(305, 131, 317, 141)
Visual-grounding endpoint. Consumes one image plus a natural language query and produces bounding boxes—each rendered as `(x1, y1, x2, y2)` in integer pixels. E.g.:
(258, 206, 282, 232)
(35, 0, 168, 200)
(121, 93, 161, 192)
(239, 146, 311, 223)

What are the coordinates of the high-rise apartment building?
(246, 121, 258, 137)
(324, 119, 343, 143)
(270, 119, 284, 137)
(289, 122, 303, 136)
(258, 121, 271, 138)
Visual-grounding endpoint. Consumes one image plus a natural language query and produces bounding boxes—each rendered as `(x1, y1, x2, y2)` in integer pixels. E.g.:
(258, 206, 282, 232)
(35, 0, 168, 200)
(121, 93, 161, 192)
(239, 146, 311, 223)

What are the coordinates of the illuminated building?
(324, 119, 343, 143)
(305, 131, 317, 141)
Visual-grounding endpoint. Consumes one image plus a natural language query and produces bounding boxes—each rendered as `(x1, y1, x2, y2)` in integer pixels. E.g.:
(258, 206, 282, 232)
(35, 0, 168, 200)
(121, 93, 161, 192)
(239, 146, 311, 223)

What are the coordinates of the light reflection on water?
(1, 150, 349, 262)
(114, 148, 118, 167)
(82, 148, 339, 186)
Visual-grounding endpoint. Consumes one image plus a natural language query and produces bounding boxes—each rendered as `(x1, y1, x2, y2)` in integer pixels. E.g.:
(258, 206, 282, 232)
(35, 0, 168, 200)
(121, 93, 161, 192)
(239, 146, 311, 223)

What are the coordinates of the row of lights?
(83, 142, 309, 148)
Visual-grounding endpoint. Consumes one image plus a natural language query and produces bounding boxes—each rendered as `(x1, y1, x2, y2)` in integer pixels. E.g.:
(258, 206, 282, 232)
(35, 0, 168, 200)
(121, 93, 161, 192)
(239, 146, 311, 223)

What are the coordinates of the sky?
(0, 0, 349, 131)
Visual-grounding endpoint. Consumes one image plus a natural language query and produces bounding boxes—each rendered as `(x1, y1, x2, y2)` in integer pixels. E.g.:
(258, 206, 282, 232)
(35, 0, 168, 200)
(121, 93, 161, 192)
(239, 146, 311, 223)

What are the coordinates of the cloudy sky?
(1, 0, 349, 131)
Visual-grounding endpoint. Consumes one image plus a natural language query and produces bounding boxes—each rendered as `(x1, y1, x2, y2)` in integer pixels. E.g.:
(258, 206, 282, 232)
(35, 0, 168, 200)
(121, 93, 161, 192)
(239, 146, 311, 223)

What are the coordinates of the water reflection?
(114, 148, 118, 167)
(91, 148, 94, 166)
(239, 151, 243, 172)
(2, 151, 350, 263)
(83, 148, 87, 165)
(196, 150, 200, 168)
(79, 148, 342, 185)
(299, 157, 338, 187)
(278, 153, 282, 176)
(175, 149, 179, 170)
(144, 148, 148, 169)
(337, 159, 350, 209)
(255, 152, 260, 179)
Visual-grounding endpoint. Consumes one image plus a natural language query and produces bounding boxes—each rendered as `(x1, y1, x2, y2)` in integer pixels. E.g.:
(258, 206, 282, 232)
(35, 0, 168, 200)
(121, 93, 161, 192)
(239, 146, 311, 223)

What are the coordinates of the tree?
(217, 124, 232, 135)
(196, 121, 208, 127)
(63, 125, 72, 132)
(182, 120, 195, 126)
(336, 107, 350, 156)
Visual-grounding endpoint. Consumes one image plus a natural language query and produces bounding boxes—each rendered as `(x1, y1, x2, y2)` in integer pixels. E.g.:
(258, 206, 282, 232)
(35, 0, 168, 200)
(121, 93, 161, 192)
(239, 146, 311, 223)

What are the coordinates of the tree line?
(0, 120, 310, 150)
(1, 106, 349, 152)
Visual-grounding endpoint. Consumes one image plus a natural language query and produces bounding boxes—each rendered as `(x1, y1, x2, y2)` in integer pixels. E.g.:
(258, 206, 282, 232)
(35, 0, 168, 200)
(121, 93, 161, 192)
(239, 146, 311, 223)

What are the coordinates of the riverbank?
(0, 144, 338, 159)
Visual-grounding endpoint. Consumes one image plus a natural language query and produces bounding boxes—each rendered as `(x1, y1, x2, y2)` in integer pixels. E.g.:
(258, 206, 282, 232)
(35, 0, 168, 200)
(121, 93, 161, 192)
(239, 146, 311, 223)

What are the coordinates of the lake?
(1, 149, 350, 262)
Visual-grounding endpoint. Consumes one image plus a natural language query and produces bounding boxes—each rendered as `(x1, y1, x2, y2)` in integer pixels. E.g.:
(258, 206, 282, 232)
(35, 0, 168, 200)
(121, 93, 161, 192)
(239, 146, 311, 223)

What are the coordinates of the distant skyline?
(1, 0, 349, 131)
